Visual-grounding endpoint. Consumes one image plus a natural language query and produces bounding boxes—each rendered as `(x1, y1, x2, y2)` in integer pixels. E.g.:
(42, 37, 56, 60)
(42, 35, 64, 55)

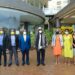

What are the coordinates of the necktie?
(40, 33, 42, 46)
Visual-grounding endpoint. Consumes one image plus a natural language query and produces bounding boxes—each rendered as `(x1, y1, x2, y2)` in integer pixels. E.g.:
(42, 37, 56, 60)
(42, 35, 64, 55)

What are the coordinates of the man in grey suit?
(35, 27, 47, 66)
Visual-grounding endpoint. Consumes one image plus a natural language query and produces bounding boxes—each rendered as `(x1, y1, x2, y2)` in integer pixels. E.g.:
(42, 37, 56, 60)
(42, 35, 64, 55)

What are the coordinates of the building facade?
(44, 0, 70, 15)
(54, 0, 75, 28)
(21, 0, 48, 9)
(0, 0, 45, 31)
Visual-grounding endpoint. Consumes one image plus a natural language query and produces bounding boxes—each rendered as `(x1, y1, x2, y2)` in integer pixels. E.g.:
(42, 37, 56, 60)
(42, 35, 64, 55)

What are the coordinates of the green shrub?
(44, 29, 53, 44)
(30, 28, 53, 47)
(30, 32, 35, 47)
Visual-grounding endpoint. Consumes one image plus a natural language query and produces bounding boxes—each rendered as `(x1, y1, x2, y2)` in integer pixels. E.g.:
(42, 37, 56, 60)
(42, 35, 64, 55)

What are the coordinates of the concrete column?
(55, 18, 61, 27)
(48, 21, 52, 30)
(73, 24, 75, 31)
(24, 22, 29, 32)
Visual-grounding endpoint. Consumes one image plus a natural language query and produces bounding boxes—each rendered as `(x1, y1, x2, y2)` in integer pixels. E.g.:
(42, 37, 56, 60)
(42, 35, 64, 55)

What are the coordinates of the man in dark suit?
(0, 28, 7, 66)
(8, 29, 19, 66)
(19, 30, 31, 65)
(35, 27, 47, 66)
(15, 30, 20, 50)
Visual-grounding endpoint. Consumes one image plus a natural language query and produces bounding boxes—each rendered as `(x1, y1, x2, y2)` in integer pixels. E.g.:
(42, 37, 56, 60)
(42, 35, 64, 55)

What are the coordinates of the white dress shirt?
(23, 34, 26, 42)
(38, 34, 43, 50)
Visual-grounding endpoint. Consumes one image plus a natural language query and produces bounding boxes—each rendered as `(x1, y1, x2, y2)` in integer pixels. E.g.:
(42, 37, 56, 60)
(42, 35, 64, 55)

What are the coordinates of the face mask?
(56, 31, 59, 34)
(65, 31, 69, 34)
(39, 30, 42, 33)
(0, 31, 3, 34)
(16, 31, 20, 35)
(11, 32, 15, 35)
(23, 32, 26, 35)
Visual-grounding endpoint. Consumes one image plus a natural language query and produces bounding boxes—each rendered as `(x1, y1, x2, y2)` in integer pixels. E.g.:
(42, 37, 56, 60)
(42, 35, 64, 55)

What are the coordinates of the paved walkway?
(0, 45, 75, 75)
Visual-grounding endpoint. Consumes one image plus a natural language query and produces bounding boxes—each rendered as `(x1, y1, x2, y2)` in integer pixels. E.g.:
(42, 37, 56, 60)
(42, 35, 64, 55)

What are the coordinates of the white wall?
(43, 0, 69, 15)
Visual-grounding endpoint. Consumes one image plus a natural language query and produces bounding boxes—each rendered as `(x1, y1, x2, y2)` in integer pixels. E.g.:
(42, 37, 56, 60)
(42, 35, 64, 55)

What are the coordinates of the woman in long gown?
(63, 29, 73, 64)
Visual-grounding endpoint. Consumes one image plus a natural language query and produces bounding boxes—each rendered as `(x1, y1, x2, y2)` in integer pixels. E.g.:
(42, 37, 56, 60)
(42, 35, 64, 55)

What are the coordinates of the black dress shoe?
(8, 64, 12, 67)
(22, 63, 25, 66)
(27, 63, 30, 65)
(0, 63, 1, 66)
(16, 63, 19, 66)
(37, 64, 40, 66)
(42, 63, 45, 66)
(4, 64, 7, 67)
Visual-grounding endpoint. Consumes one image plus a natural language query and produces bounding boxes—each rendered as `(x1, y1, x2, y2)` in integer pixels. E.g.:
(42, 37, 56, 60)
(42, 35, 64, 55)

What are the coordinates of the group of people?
(0, 26, 75, 67)
(52, 29, 75, 65)
(0, 27, 47, 67)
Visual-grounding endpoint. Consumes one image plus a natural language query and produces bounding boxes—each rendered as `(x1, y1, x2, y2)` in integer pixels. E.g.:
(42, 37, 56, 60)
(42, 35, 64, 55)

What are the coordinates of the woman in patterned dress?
(52, 29, 63, 64)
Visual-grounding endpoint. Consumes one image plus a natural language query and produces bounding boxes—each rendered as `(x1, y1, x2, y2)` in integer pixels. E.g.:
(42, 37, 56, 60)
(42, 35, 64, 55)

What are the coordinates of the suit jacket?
(19, 35, 31, 52)
(35, 33, 47, 50)
(3, 34, 9, 49)
(16, 35, 19, 49)
(7, 35, 17, 50)
(0, 34, 9, 50)
(0, 34, 8, 50)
